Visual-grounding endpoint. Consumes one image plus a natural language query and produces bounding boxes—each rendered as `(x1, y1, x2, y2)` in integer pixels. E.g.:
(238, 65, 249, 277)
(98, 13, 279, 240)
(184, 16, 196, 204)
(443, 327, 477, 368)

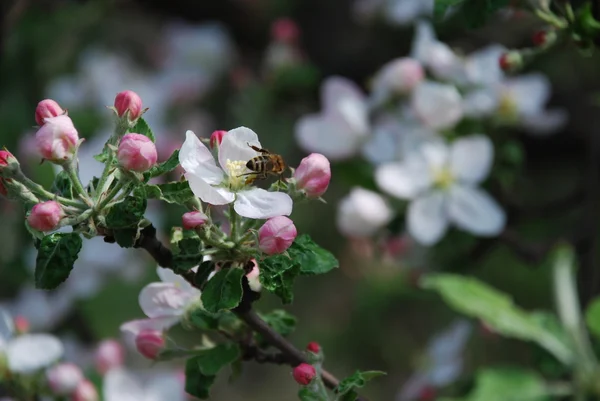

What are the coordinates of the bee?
(242, 143, 286, 183)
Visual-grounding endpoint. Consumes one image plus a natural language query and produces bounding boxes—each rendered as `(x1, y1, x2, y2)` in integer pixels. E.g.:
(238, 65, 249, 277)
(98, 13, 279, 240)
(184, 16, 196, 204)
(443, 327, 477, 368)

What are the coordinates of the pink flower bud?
(46, 363, 84, 395)
(294, 153, 331, 198)
(27, 201, 64, 232)
(246, 259, 261, 292)
(94, 339, 124, 375)
(35, 115, 79, 162)
(418, 386, 436, 401)
(293, 363, 316, 385)
(499, 51, 522, 72)
(209, 130, 227, 149)
(35, 99, 64, 126)
(72, 380, 98, 401)
(135, 329, 165, 360)
(182, 211, 208, 230)
(306, 342, 320, 353)
(258, 216, 297, 255)
(114, 90, 143, 121)
(0, 150, 17, 197)
(14, 316, 29, 334)
(271, 18, 300, 43)
(117, 133, 158, 172)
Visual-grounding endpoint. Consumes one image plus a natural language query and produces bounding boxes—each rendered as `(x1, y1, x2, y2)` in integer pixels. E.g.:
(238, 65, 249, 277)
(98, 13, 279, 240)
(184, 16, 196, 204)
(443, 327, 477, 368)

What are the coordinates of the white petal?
(295, 114, 364, 160)
(120, 317, 181, 337)
(462, 88, 499, 118)
(464, 45, 506, 86)
(138, 283, 196, 318)
(322, 77, 368, 135)
(145, 373, 185, 401)
(428, 359, 464, 386)
(103, 368, 144, 401)
(420, 140, 449, 171)
(448, 185, 506, 236)
(336, 187, 393, 237)
(362, 116, 402, 164)
(7, 334, 63, 374)
(0, 308, 14, 345)
(385, 0, 434, 25)
(520, 108, 567, 135)
(185, 172, 235, 206)
(427, 320, 472, 362)
(156, 266, 196, 293)
(504, 74, 550, 115)
(450, 135, 493, 184)
(411, 20, 437, 62)
(375, 157, 431, 199)
(234, 188, 293, 219)
(412, 81, 463, 130)
(179, 131, 223, 184)
(218, 126, 261, 171)
(407, 191, 449, 246)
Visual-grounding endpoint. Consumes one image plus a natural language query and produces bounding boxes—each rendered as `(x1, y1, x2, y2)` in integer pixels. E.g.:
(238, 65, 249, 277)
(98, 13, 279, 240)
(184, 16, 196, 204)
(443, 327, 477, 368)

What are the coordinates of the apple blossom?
(258, 216, 297, 255)
(27, 201, 65, 232)
(114, 90, 143, 121)
(375, 136, 506, 245)
(103, 367, 186, 401)
(293, 363, 316, 385)
(371, 58, 424, 106)
(117, 133, 158, 172)
(35, 115, 79, 162)
(72, 380, 99, 401)
(209, 130, 227, 149)
(179, 128, 293, 219)
(135, 329, 165, 360)
(411, 21, 464, 81)
(35, 99, 64, 126)
(337, 187, 393, 237)
(182, 210, 208, 230)
(293, 153, 331, 198)
(295, 77, 369, 160)
(5, 334, 64, 373)
(95, 339, 124, 375)
(412, 81, 463, 130)
(46, 363, 84, 395)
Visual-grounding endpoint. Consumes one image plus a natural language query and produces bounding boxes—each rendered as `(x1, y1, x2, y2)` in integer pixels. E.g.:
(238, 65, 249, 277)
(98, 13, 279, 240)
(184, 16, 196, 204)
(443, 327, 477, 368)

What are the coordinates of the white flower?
(384, 0, 434, 25)
(370, 58, 425, 107)
(180, 127, 293, 219)
(376, 136, 506, 245)
(0, 308, 64, 374)
(121, 267, 200, 338)
(411, 21, 465, 82)
(295, 77, 369, 160)
(412, 81, 463, 130)
(103, 368, 185, 401)
(337, 187, 394, 237)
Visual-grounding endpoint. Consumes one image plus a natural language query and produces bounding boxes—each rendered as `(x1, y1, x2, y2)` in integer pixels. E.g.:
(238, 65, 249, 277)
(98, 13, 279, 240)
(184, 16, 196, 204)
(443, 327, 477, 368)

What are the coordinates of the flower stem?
(229, 204, 238, 242)
(14, 171, 86, 209)
(95, 179, 129, 212)
(63, 159, 93, 205)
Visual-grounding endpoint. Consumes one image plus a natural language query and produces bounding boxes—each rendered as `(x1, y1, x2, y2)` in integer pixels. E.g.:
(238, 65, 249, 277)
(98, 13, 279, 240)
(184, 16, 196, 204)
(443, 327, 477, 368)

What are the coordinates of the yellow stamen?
(225, 160, 248, 191)
(433, 168, 454, 189)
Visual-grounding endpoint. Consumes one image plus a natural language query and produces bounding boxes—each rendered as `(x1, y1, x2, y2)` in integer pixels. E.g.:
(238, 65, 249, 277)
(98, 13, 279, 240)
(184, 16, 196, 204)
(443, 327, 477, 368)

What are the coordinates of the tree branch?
(130, 224, 367, 400)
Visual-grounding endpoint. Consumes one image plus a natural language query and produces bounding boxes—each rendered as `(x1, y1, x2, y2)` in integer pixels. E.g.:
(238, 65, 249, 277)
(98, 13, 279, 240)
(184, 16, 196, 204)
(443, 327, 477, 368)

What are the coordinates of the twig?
(130, 224, 367, 401)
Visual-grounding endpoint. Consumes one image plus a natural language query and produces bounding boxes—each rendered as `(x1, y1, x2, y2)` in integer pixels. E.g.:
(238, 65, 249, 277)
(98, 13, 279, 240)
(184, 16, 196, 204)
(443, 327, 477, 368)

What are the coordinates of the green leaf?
(194, 260, 216, 288)
(336, 370, 386, 397)
(157, 348, 194, 361)
(259, 254, 301, 304)
(193, 344, 241, 376)
(585, 297, 600, 340)
(93, 148, 110, 163)
(465, 368, 548, 401)
(189, 307, 220, 330)
(434, 0, 464, 19)
(185, 358, 215, 399)
(147, 181, 195, 204)
(105, 194, 147, 229)
(201, 268, 245, 313)
(436, 0, 509, 28)
(172, 237, 203, 272)
(130, 117, 155, 142)
(145, 149, 180, 180)
(260, 310, 297, 338)
(35, 233, 83, 289)
(289, 234, 339, 275)
(422, 274, 574, 365)
(298, 387, 327, 401)
(111, 227, 138, 248)
(50, 171, 73, 198)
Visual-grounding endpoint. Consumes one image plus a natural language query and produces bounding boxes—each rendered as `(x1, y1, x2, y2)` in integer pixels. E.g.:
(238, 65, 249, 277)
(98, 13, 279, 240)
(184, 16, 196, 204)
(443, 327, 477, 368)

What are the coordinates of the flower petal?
(139, 283, 197, 318)
(336, 187, 393, 237)
(375, 157, 431, 199)
(407, 191, 449, 246)
(156, 266, 197, 293)
(295, 114, 365, 160)
(450, 135, 493, 184)
(218, 126, 261, 171)
(179, 131, 223, 184)
(464, 44, 506, 86)
(504, 74, 550, 115)
(412, 81, 463, 130)
(186, 172, 235, 205)
(321, 77, 368, 135)
(6, 334, 63, 374)
(234, 188, 293, 219)
(462, 88, 499, 118)
(385, 0, 434, 25)
(103, 368, 144, 401)
(146, 373, 186, 401)
(520, 108, 567, 135)
(120, 317, 180, 337)
(448, 185, 506, 236)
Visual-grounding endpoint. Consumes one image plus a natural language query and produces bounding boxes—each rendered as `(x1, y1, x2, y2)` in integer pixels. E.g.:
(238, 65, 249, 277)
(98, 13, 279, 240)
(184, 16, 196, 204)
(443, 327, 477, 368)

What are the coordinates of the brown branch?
(130, 224, 367, 400)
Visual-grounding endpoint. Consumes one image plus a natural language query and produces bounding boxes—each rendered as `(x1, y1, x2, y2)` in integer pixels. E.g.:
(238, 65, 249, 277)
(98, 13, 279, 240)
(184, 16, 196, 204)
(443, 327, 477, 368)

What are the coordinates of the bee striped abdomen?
(246, 155, 274, 173)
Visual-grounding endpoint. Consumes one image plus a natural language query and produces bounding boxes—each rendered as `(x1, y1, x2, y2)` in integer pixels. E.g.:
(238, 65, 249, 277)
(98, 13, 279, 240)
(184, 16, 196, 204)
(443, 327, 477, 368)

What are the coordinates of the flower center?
(496, 93, 519, 122)
(432, 168, 454, 189)
(225, 159, 248, 191)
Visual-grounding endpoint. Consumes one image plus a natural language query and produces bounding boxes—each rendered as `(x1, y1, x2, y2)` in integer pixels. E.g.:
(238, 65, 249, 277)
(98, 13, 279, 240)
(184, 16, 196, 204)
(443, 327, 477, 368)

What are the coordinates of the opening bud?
(246, 259, 262, 292)
(182, 211, 209, 230)
(532, 29, 556, 48)
(0, 150, 19, 196)
(292, 363, 316, 385)
(306, 342, 320, 354)
(114, 90, 143, 121)
(117, 133, 158, 172)
(209, 130, 227, 149)
(294, 153, 331, 198)
(271, 18, 300, 44)
(46, 363, 84, 395)
(498, 51, 523, 72)
(258, 216, 297, 255)
(14, 316, 29, 334)
(135, 329, 165, 360)
(94, 339, 124, 375)
(34, 115, 79, 162)
(72, 380, 99, 401)
(27, 201, 65, 232)
(35, 99, 65, 126)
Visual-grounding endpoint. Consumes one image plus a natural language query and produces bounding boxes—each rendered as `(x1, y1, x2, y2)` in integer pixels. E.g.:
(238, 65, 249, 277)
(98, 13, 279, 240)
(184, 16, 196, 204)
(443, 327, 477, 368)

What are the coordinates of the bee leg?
(246, 142, 270, 154)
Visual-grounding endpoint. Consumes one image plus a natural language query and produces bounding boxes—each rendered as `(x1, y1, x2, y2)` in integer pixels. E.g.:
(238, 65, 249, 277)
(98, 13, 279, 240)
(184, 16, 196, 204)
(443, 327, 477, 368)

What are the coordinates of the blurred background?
(1, 0, 600, 400)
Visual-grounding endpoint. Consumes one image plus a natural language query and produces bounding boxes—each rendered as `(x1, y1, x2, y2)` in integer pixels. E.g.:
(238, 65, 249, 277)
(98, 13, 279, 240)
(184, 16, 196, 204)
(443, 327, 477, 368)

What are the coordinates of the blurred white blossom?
(103, 367, 185, 401)
(337, 187, 394, 237)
